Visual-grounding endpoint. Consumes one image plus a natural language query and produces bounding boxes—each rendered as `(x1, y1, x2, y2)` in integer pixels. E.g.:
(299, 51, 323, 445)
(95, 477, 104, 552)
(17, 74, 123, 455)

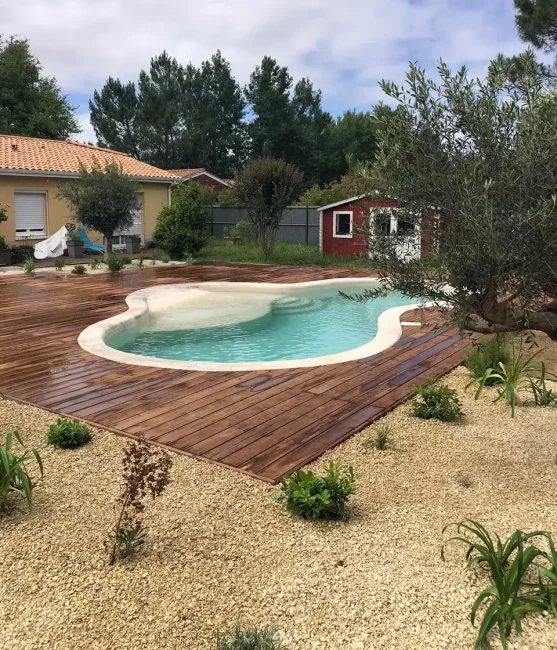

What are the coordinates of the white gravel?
(0, 258, 187, 275)
(1, 366, 556, 650)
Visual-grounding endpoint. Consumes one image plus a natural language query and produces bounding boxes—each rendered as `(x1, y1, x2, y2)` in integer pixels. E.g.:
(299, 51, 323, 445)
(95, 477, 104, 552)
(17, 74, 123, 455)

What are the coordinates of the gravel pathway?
(1, 366, 556, 650)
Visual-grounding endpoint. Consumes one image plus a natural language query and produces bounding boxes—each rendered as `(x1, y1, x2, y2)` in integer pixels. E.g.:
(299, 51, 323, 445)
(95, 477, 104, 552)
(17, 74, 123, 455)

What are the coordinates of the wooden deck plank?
(0, 263, 469, 483)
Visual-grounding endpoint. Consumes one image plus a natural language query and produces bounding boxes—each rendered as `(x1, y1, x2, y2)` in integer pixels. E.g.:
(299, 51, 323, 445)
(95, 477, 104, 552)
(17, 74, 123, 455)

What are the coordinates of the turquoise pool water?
(107, 288, 416, 364)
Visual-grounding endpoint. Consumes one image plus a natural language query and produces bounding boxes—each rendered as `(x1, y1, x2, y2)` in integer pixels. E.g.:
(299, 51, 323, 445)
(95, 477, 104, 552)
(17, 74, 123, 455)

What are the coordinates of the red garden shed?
(319, 195, 432, 260)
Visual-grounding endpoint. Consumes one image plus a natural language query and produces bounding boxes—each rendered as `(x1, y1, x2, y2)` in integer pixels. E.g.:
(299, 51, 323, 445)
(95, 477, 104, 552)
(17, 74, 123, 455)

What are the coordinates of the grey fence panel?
(210, 206, 320, 245)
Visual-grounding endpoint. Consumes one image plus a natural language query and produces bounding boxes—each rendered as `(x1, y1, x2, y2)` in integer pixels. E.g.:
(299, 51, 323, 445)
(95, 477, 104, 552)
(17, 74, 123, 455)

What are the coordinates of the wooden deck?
(0, 263, 470, 483)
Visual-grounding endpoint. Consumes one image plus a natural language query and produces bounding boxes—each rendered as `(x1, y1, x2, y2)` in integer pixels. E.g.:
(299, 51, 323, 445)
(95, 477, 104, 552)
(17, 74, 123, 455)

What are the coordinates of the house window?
(14, 191, 47, 238)
(114, 194, 143, 248)
(333, 211, 352, 238)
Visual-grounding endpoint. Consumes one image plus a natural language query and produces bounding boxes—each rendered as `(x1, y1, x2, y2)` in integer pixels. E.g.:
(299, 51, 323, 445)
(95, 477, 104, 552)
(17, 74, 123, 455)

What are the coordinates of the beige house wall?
(0, 175, 171, 246)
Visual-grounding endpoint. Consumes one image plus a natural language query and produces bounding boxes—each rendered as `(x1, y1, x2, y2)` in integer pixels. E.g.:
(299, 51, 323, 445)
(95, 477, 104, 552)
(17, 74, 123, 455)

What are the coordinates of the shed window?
(333, 211, 352, 238)
(14, 192, 46, 238)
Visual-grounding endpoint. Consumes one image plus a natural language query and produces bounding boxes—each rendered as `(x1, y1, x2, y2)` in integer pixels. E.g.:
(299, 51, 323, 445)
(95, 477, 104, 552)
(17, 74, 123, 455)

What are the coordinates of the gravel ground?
(0, 259, 186, 275)
(1, 366, 557, 650)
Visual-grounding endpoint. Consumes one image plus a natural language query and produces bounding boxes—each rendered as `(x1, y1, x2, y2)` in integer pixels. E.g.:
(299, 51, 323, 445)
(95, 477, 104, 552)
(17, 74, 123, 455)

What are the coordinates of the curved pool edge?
(77, 278, 438, 371)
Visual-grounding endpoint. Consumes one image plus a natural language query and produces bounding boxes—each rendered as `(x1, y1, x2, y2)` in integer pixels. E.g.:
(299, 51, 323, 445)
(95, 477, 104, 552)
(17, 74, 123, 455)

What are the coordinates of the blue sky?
(3, 0, 544, 142)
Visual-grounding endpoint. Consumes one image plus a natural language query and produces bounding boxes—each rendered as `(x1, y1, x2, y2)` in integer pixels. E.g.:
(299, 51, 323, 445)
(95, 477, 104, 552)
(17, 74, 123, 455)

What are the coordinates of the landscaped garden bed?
(1, 355, 556, 650)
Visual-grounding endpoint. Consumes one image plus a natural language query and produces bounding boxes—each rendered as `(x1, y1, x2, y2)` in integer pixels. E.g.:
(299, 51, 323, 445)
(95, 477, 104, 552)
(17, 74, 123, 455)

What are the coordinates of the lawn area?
(196, 237, 370, 269)
(2, 362, 557, 650)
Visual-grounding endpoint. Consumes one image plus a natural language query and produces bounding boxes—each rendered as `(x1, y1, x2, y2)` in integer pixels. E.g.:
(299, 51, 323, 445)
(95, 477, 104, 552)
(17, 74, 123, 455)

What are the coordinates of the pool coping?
(77, 278, 435, 371)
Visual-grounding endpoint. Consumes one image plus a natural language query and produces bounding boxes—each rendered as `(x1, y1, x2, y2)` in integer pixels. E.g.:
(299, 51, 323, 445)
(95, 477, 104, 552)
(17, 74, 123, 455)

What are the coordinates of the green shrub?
(90, 257, 101, 270)
(466, 335, 511, 385)
(364, 424, 392, 450)
(136, 255, 145, 268)
(71, 264, 87, 275)
(121, 255, 132, 265)
(47, 418, 92, 449)
(234, 220, 255, 245)
(216, 625, 286, 650)
(153, 182, 211, 258)
(412, 380, 462, 421)
(110, 523, 146, 561)
(529, 362, 557, 406)
(274, 462, 355, 520)
(468, 344, 542, 418)
(106, 254, 125, 272)
(0, 234, 7, 249)
(0, 430, 43, 511)
(67, 229, 81, 241)
(442, 520, 551, 650)
(22, 258, 35, 274)
(53, 257, 65, 270)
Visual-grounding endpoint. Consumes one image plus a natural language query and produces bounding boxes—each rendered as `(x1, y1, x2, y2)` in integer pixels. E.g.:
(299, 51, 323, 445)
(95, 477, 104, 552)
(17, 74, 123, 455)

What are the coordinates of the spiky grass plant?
(216, 625, 286, 650)
(364, 424, 392, 450)
(0, 430, 43, 511)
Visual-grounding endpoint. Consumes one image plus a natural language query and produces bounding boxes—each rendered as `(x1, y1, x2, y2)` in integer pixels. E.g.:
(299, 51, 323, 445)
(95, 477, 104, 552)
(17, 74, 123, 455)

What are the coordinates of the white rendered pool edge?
(77, 278, 438, 371)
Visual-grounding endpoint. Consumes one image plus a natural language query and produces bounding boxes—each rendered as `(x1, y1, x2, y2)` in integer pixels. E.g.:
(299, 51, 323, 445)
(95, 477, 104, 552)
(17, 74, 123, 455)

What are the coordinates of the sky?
(2, 0, 541, 143)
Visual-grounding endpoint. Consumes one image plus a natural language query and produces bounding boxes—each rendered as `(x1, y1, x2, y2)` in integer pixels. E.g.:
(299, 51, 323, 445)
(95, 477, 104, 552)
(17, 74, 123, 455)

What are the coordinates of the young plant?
(469, 344, 542, 417)
(412, 380, 462, 422)
(90, 257, 101, 270)
(455, 471, 473, 488)
(529, 362, 557, 406)
(537, 532, 557, 618)
(47, 418, 92, 449)
(273, 462, 355, 521)
(71, 264, 87, 275)
(364, 424, 392, 450)
(53, 257, 65, 270)
(442, 520, 548, 650)
(108, 437, 172, 565)
(216, 625, 286, 650)
(22, 258, 35, 274)
(0, 430, 43, 511)
(466, 335, 511, 385)
(66, 229, 82, 241)
(106, 254, 125, 272)
(136, 255, 145, 268)
(121, 255, 132, 265)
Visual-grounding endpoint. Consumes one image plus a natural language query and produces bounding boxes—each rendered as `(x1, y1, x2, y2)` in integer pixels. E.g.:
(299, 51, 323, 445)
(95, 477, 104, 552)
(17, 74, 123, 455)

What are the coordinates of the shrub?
(22, 258, 35, 274)
(67, 228, 81, 241)
(53, 257, 65, 270)
(234, 220, 255, 245)
(0, 234, 6, 249)
(529, 362, 557, 406)
(106, 254, 125, 272)
(47, 418, 92, 449)
(274, 462, 355, 520)
(235, 158, 304, 258)
(90, 257, 101, 270)
(412, 380, 462, 421)
(466, 335, 511, 385)
(0, 430, 43, 511)
(153, 182, 211, 258)
(136, 255, 145, 268)
(108, 437, 172, 564)
(469, 343, 542, 418)
(71, 264, 87, 275)
(216, 625, 286, 650)
(442, 520, 551, 650)
(364, 424, 392, 450)
(121, 255, 132, 265)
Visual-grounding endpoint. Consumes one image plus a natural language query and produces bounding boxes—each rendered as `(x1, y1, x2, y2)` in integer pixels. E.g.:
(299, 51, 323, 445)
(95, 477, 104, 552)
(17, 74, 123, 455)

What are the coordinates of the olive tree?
(235, 157, 303, 257)
(363, 52, 557, 338)
(58, 161, 140, 260)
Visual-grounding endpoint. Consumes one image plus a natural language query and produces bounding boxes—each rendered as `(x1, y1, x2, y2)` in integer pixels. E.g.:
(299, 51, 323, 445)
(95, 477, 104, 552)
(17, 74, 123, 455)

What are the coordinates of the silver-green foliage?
(0, 430, 43, 511)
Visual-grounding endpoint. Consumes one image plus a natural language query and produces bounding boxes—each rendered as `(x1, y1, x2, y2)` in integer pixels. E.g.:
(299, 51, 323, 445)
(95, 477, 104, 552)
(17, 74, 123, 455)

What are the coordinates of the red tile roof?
(0, 135, 175, 180)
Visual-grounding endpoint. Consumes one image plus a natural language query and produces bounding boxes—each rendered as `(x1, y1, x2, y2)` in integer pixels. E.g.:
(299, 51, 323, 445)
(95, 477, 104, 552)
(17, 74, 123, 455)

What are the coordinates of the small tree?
(153, 182, 211, 258)
(58, 161, 140, 260)
(235, 157, 303, 257)
(361, 53, 557, 338)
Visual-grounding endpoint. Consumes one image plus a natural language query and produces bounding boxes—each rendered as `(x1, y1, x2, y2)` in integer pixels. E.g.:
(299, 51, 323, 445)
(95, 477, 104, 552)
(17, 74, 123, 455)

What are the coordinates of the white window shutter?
(15, 192, 46, 237)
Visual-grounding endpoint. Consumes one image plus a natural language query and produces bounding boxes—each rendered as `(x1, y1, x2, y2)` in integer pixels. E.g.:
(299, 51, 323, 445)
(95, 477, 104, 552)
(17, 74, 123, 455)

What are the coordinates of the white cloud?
(3, 0, 548, 115)
(75, 112, 96, 145)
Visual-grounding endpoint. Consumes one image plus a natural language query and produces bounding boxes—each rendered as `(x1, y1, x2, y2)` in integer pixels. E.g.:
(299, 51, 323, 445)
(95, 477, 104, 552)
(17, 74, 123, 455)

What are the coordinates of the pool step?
(270, 296, 327, 315)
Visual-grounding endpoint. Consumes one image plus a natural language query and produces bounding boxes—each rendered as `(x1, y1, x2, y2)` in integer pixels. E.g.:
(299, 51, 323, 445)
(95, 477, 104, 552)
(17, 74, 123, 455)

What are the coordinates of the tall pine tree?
(0, 36, 78, 140)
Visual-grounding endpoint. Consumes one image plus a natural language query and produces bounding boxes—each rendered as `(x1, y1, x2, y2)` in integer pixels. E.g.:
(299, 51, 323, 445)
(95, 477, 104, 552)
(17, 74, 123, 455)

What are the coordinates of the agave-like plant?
(0, 430, 43, 511)
(536, 532, 557, 618)
(442, 519, 547, 650)
(468, 343, 542, 417)
(529, 362, 557, 407)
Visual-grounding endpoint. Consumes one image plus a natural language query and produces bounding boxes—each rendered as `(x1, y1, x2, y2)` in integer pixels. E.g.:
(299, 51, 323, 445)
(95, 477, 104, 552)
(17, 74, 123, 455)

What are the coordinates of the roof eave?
(318, 196, 364, 211)
(0, 168, 175, 183)
(179, 171, 231, 187)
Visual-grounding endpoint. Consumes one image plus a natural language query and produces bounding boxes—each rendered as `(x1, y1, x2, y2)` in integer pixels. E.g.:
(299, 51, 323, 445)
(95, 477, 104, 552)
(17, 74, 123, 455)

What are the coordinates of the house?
(319, 195, 433, 259)
(0, 135, 176, 248)
(167, 168, 231, 194)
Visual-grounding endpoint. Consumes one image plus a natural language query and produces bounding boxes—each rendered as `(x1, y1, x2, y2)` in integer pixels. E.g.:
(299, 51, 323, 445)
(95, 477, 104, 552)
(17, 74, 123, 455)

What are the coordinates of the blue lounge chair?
(76, 227, 104, 254)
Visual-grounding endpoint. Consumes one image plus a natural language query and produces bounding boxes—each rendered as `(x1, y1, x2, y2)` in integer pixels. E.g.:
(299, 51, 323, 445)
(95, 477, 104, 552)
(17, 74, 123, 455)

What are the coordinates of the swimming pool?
(78, 279, 424, 371)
